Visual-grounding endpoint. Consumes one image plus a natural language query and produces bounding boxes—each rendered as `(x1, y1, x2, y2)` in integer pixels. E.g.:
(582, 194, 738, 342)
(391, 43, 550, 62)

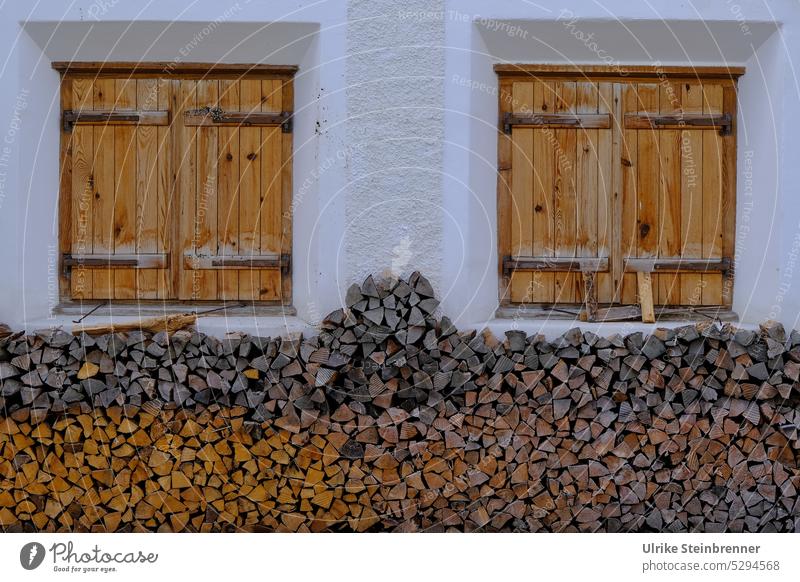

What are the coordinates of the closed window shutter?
(59, 66, 294, 305)
(621, 81, 728, 307)
(178, 78, 291, 302)
(498, 68, 738, 314)
(64, 77, 170, 301)
(504, 79, 613, 306)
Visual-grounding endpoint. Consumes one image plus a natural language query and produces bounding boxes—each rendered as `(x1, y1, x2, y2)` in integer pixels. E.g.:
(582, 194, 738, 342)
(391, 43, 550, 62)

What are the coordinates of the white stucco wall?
(0, 0, 798, 337)
(343, 0, 444, 293)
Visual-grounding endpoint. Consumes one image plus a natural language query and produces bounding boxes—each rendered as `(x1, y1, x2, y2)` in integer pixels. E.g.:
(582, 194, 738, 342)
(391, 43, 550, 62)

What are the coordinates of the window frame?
(55, 62, 297, 308)
(495, 64, 744, 320)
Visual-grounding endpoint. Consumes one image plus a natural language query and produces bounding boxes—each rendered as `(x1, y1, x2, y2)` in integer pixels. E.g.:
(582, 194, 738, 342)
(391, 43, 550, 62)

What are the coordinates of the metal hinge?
(63, 111, 139, 133)
(185, 107, 293, 133)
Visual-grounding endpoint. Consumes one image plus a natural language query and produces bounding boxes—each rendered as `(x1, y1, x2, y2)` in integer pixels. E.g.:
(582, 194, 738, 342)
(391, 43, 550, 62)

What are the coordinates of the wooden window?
(55, 63, 296, 305)
(496, 65, 743, 321)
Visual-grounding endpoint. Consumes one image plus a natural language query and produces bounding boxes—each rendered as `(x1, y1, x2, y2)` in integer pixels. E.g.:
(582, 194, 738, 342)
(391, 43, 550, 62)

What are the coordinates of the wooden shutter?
(178, 78, 292, 303)
(500, 78, 613, 305)
(498, 66, 740, 315)
(621, 80, 733, 307)
(58, 64, 295, 305)
(61, 77, 171, 300)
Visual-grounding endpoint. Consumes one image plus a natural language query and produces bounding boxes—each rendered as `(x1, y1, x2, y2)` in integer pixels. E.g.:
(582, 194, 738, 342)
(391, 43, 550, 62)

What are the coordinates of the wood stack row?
(1, 273, 800, 531)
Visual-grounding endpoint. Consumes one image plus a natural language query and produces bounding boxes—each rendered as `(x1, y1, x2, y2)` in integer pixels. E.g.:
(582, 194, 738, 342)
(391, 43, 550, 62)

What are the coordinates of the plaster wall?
(343, 0, 445, 295)
(0, 0, 798, 337)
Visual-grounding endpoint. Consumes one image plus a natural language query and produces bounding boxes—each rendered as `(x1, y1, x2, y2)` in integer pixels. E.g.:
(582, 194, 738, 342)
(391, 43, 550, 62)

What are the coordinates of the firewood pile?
(1, 272, 800, 532)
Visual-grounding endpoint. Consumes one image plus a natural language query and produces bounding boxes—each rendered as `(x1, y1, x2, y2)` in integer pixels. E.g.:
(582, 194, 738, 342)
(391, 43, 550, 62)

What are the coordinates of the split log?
(72, 313, 197, 335)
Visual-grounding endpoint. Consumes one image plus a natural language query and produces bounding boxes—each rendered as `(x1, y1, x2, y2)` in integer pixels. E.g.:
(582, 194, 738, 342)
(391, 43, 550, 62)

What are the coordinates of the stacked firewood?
(1, 272, 800, 532)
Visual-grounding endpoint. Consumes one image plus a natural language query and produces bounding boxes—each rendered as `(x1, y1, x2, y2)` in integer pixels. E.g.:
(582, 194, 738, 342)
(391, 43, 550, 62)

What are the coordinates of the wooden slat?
(59, 79, 73, 301)
(625, 258, 731, 273)
(238, 80, 262, 300)
(575, 81, 598, 303)
(92, 79, 115, 299)
(260, 79, 283, 301)
(157, 79, 172, 299)
(510, 81, 534, 303)
(610, 83, 623, 304)
(497, 79, 513, 305)
(177, 80, 198, 300)
(531, 81, 554, 303)
(505, 257, 608, 273)
(504, 113, 609, 131)
(217, 80, 240, 300)
(136, 79, 160, 298)
(64, 254, 168, 268)
(637, 271, 655, 323)
(553, 81, 577, 303)
(280, 78, 294, 305)
(597, 82, 614, 303)
(113, 78, 138, 299)
(702, 84, 724, 305)
(721, 84, 737, 307)
(620, 84, 638, 303)
(680, 83, 704, 306)
(635, 83, 659, 269)
(53, 62, 299, 78)
(194, 79, 220, 299)
(657, 82, 682, 305)
(494, 64, 745, 79)
(70, 79, 93, 299)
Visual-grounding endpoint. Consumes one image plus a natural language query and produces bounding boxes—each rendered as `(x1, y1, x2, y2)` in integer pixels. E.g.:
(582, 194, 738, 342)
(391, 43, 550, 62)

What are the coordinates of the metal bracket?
(63, 111, 139, 133)
(280, 114, 293, 134)
(503, 255, 609, 277)
(280, 253, 291, 274)
(626, 112, 733, 136)
(655, 113, 732, 136)
(502, 112, 611, 134)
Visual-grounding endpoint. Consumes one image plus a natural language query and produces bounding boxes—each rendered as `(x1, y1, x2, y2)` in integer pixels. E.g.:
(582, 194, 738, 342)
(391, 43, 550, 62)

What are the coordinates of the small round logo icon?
(20, 542, 45, 570)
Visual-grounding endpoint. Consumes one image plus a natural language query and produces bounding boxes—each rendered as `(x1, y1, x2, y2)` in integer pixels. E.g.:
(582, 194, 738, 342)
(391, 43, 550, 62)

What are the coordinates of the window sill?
(495, 305, 738, 323)
(485, 308, 745, 340)
(53, 301, 296, 318)
(29, 302, 311, 338)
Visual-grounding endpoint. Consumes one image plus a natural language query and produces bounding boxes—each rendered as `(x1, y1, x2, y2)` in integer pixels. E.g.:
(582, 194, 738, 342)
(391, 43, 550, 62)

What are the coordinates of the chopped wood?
(0, 273, 798, 533)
